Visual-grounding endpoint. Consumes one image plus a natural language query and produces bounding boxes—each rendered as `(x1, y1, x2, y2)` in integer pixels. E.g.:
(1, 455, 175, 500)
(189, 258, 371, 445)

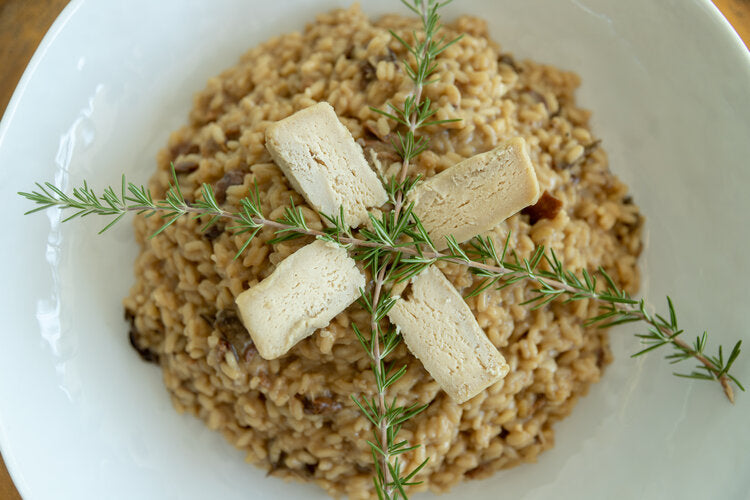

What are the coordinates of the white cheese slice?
(265, 102, 388, 227)
(235, 239, 364, 360)
(388, 265, 509, 403)
(409, 137, 540, 250)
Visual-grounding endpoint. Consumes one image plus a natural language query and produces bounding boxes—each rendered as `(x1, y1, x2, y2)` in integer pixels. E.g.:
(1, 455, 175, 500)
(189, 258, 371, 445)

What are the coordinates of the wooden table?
(0, 0, 748, 498)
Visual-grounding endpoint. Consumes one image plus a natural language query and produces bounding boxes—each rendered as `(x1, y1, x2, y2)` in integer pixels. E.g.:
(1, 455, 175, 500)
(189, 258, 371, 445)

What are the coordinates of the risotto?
(123, 5, 643, 498)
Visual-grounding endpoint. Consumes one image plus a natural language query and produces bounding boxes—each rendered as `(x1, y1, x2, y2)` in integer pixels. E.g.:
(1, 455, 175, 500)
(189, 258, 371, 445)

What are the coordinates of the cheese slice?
(235, 239, 364, 360)
(265, 102, 388, 227)
(409, 137, 540, 250)
(388, 265, 509, 403)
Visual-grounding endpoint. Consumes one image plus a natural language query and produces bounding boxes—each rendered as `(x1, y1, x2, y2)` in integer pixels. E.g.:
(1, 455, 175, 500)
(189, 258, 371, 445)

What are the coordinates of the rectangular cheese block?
(235, 239, 365, 360)
(409, 137, 540, 250)
(388, 265, 509, 403)
(265, 102, 388, 227)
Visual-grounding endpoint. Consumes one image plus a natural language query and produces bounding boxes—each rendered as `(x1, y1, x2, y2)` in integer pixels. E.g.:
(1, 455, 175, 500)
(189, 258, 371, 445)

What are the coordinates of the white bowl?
(1, 0, 749, 498)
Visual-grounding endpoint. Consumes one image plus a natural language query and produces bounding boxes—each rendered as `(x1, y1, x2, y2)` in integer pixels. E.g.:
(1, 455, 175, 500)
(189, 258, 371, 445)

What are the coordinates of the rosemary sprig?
(436, 235, 745, 403)
(18, 176, 745, 407)
(348, 1, 465, 496)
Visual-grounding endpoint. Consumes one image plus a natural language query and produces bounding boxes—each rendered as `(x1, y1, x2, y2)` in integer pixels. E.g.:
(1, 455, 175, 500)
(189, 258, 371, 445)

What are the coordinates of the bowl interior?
(1, 0, 749, 498)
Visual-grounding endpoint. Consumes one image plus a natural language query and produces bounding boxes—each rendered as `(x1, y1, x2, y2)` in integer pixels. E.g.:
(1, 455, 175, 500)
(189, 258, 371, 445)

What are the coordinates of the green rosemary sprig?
(20, 170, 312, 259)
(19, 176, 745, 406)
(348, 1, 464, 496)
(437, 234, 745, 403)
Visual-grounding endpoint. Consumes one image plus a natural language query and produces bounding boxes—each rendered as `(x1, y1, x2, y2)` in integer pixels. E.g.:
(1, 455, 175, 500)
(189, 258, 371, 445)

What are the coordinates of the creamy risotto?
(123, 5, 642, 498)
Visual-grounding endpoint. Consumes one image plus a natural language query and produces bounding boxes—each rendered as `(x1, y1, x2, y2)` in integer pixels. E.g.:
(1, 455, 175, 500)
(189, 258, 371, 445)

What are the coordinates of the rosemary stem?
(369, 266, 393, 495)
(88, 199, 741, 403)
(636, 314, 735, 402)
(392, 26, 427, 220)
(366, 1, 432, 489)
(445, 255, 737, 401)
(416, 250, 737, 402)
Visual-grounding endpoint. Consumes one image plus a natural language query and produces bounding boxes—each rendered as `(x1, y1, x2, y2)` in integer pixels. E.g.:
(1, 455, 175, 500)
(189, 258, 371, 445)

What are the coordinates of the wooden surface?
(716, 0, 750, 45)
(0, 0, 748, 498)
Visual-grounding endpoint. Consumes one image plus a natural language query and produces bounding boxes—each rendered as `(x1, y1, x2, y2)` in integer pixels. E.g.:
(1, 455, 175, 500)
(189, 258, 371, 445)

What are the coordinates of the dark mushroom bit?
(360, 122, 400, 165)
(169, 140, 199, 160)
(224, 125, 242, 142)
(498, 53, 520, 73)
(359, 60, 376, 83)
(214, 309, 257, 362)
(173, 158, 200, 174)
(202, 221, 225, 241)
(554, 139, 601, 170)
(359, 47, 399, 85)
(522, 190, 563, 224)
(125, 309, 159, 364)
(213, 168, 247, 204)
(300, 395, 342, 415)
